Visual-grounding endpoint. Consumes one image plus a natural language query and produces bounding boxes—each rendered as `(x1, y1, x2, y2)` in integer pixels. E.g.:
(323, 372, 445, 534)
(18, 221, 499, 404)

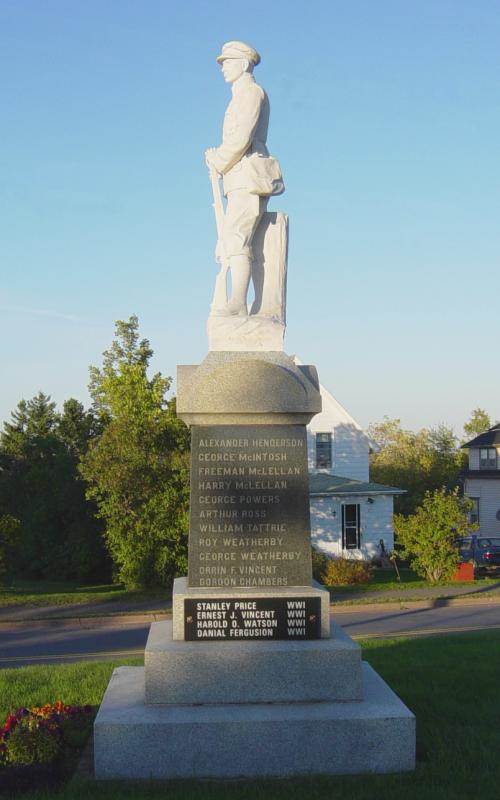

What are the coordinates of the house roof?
(294, 356, 380, 451)
(461, 425, 500, 449)
(309, 473, 406, 497)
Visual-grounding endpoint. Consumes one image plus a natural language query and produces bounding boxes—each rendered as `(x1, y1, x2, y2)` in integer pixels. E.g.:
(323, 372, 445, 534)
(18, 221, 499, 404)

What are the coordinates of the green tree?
(0, 515, 21, 583)
(1, 392, 58, 456)
(368, 417, 463, 515)
(0, 393, 106, 581)
(394, 488, 475, 582)
(56, 399, 109, 581)
(80, 316, 190, 590)
(57, 398, 101, 456)
(463, 408, 492, 442)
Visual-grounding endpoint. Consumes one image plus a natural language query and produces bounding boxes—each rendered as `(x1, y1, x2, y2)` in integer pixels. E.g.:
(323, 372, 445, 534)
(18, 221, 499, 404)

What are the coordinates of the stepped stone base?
(145, 619, 362, 705)
(94, 663, 415, 779)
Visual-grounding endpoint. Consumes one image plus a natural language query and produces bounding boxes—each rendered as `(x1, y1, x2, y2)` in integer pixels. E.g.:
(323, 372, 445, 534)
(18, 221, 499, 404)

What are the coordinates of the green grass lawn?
(0, 581, 167, 611)
(1, 631, 500, 799)
(2, 569, 499, 615)
(329, 567, 500, 598)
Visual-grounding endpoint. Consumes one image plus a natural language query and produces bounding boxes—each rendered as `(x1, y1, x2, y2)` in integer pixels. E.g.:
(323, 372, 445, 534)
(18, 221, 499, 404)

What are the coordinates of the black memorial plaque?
(184, 597, 321, 640)
(187, 425, 313, 588)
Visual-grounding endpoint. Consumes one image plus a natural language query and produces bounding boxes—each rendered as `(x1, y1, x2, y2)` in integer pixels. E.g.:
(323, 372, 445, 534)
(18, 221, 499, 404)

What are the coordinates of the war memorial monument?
(94, 40, 415, 779)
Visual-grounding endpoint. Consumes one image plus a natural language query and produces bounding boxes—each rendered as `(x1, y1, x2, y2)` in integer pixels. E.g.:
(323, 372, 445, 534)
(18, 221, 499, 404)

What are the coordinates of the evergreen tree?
(0, 515, 21, 584)
(0, 393, 107, 581)
(57, 398, 101, 456)
(1, 393, 58, 455)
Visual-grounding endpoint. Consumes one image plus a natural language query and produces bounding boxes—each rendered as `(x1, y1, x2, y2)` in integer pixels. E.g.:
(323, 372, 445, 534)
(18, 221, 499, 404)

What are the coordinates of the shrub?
(322, 557, 373, 586)
(394, 487, 476, 583)
(311, 546, 330, 583)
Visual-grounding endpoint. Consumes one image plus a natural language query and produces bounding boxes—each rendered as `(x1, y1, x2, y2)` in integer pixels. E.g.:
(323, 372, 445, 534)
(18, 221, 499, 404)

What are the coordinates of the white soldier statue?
(205, 41, 284, 318)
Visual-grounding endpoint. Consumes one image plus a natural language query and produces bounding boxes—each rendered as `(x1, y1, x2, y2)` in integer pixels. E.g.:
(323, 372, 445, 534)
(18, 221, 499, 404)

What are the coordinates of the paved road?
(1, 578, 499, 624)
(2, 601, 500, 668)
(334, 600, 500, 639)
(0, 621, 149, 668)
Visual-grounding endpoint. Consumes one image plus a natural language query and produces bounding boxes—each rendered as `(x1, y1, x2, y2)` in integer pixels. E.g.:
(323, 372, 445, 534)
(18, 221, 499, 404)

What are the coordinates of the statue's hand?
(205, 147, 218, 171)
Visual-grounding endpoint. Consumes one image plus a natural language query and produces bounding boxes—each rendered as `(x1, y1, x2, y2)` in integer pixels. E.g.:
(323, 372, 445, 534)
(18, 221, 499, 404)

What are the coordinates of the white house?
(462, 424, 500, 537)
(306, 380, 404, 560)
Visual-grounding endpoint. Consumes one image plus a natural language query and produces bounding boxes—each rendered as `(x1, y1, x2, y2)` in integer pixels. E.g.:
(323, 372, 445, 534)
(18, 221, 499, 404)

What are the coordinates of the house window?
(480, 448, 497, 469)
(342, 504, 361, 550)
(469, 498, 479, 525)
(316, 433, 332, 468)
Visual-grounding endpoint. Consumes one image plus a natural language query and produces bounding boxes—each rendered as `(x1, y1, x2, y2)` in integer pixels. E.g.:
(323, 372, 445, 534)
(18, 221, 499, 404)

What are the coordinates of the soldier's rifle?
(209, 167, 229, 311)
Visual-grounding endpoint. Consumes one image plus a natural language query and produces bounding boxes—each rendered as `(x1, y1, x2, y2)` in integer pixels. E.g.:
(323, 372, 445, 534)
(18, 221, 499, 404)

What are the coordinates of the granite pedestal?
(145, 619, 362, 705)
(95, 659, 415, 779)
(94, 351, 415, 779)
(95, 607, 415, 779)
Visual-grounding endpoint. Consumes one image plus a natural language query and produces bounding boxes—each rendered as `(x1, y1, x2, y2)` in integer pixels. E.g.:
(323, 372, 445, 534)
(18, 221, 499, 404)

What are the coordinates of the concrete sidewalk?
(330, 579, 500, 605)
(0, 598, 172, 624)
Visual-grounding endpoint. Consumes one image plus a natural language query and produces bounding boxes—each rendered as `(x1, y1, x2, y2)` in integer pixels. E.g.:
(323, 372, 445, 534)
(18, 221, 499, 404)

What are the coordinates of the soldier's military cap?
(216, 41, 261, 66)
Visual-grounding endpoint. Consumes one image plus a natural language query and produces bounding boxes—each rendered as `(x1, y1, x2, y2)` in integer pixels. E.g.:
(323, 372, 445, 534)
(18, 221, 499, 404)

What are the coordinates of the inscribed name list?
(188, 425, 313, 588)
(184, 597, 321, 640)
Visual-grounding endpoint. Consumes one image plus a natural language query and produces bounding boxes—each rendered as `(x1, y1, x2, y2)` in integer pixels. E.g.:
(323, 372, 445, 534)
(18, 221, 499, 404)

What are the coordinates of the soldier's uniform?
(210, 43, 284, 261)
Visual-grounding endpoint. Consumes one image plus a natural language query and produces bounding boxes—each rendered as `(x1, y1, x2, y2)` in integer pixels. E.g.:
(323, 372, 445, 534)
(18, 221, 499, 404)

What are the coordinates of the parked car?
(457, 535, 500, 573)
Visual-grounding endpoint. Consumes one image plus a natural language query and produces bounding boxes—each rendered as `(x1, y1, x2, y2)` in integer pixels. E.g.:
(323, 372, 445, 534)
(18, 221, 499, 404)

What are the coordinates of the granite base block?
(94, 663, 415, 779)
(207, 315, 285, 353)
(172, 576, 331, 639)
(145, 619, 362, 705)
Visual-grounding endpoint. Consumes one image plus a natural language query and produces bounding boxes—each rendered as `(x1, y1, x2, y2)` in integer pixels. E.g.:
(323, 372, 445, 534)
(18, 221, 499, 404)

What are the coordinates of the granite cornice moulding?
(177, 351, 322, 427)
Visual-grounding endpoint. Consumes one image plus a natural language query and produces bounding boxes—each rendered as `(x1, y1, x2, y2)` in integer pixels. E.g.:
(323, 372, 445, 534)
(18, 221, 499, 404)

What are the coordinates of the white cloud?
(0, 305, 82, 323)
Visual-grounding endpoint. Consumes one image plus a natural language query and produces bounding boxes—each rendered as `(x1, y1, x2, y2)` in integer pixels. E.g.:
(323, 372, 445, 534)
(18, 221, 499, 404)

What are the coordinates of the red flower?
(4, 715, 18, 734)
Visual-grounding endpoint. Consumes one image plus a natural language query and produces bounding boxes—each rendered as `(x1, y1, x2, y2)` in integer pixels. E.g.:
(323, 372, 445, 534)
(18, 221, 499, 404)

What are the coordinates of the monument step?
(145, 619, 362, 705)
(94, 662, 415, 779)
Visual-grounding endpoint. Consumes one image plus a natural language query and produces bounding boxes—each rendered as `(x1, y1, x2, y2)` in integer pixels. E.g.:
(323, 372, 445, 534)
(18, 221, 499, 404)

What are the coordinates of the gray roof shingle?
(309, 473, 405, 496)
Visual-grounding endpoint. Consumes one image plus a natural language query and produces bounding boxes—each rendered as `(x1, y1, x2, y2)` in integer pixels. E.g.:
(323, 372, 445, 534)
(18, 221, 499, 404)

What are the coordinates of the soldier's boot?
(220, 255, 251, 316)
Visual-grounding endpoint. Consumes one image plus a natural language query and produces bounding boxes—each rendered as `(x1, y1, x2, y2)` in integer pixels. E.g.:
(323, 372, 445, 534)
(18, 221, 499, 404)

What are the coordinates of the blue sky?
(1, 0, 499, 434)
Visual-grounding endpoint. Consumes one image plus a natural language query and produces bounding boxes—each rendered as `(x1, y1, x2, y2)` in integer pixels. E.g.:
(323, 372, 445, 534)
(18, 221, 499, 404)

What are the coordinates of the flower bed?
(0, 700, 93, 794)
